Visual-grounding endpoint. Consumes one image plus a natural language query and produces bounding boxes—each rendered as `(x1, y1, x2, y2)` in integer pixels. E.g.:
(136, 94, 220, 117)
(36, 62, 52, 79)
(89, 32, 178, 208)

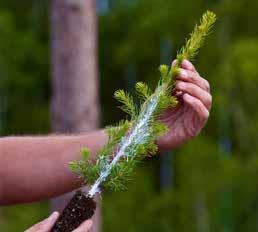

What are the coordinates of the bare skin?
(0, 60, 211, 206)
(0, 130, 107, 205)
(25, 212, 92, 232)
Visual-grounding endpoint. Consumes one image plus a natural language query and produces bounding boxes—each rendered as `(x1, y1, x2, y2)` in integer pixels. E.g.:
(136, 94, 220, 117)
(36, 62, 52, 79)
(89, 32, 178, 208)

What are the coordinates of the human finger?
(181, 59, 197, 72)
(183, 94, 210, 122)
(72, 220, 93, 232)
(177, 68, 210, 92)
(172, 59, 197, 72)
(176, 81, 212, 110)
(171, 59, 177, 67)
(25, 212, 59, 232)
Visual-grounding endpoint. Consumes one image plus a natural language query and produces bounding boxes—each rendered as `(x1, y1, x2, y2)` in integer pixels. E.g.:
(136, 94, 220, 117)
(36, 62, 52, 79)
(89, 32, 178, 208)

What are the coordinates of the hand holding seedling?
(157, 59, 212, 150)
(50, 12, 216, 231)
(0, 10, 216, 232)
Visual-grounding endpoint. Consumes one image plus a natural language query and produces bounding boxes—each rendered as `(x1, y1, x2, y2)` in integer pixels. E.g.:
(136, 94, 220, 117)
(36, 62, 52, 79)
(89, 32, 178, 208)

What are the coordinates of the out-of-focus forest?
(1, 0, 258, 231)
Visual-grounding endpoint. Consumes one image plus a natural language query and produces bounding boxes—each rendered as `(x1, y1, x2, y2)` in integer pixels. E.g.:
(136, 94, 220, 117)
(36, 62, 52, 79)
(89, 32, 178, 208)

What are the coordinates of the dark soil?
(51, 190, 96, 232)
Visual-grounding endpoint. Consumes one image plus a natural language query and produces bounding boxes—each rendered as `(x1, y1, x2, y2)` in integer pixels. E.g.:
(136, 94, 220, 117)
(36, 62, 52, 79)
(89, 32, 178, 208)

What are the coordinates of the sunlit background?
(1, 0, 258, 231)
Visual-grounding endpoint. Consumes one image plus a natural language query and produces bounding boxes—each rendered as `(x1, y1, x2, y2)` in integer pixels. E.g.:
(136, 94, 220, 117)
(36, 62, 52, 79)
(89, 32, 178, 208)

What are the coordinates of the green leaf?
(151, 121, 169, 138)
(81, 148, 90, 160)
(177, 11, 217, 62)
(114, 89, 137, 119)
(155, 94, 178, 114)
(135, 81, 153, 101)
(159, 64, 169, 78)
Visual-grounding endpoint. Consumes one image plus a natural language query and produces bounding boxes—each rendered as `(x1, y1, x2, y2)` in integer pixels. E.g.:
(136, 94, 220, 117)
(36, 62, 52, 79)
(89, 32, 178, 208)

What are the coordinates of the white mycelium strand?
(88, 89, 163, 197)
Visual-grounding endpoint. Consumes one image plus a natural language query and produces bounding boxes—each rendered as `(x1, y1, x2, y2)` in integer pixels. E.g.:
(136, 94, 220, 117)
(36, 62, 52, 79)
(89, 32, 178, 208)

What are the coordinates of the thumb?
(72, 220, 93, 232)
(25, 211, 59, 232)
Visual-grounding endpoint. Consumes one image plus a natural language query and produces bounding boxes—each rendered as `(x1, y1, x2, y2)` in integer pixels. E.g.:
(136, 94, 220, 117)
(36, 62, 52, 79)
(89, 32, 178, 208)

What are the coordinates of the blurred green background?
(1, 0, 258, 231)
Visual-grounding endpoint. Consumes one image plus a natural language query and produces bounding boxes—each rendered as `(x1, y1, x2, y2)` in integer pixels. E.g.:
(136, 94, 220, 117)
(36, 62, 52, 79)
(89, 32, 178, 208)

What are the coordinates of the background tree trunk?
(50, 0, 100, 231)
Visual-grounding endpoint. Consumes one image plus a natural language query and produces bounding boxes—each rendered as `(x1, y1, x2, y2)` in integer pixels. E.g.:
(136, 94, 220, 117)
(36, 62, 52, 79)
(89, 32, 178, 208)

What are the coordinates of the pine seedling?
(69, 11, 217, 197)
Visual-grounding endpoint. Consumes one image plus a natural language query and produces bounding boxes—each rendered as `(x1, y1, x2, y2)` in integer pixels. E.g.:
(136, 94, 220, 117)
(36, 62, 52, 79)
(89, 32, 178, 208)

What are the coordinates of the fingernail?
(48, 211, 59, 221)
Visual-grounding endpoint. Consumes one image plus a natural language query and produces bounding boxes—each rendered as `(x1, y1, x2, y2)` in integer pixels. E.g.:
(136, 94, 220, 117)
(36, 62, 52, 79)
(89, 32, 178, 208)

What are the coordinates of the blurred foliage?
(0, 202, 48, 231)
(0, 0, 49, 135)
(0, 1, 50, 231)
(1, 0, 258, 231)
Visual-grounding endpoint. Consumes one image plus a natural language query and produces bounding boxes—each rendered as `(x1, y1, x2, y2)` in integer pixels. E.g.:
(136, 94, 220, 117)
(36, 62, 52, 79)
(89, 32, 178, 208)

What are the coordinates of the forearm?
(0, 130, 107, 205)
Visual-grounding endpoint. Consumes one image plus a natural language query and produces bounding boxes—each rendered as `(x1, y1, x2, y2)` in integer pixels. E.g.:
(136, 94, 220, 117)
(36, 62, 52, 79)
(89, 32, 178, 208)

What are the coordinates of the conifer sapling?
(52, 11, 217, 232)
